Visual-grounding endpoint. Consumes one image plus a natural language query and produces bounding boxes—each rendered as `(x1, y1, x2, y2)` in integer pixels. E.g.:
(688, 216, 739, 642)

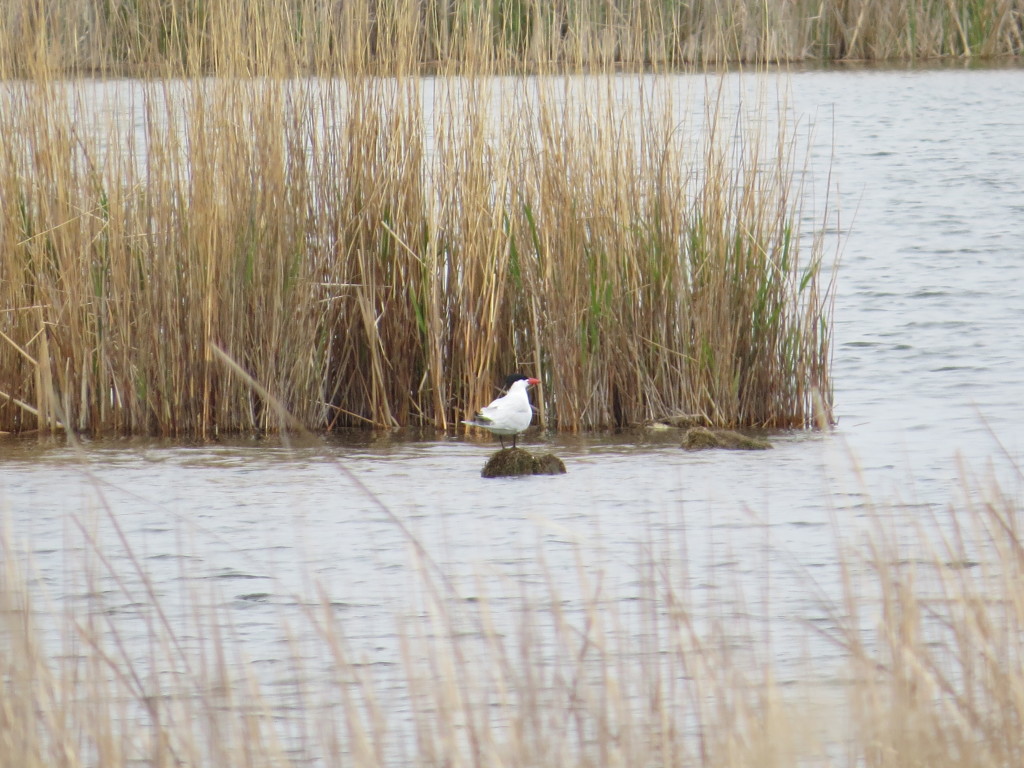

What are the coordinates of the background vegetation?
(1, 0, 1022, 75)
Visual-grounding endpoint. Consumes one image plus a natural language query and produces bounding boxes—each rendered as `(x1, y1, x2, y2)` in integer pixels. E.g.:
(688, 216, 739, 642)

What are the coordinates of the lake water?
(2, 66, 1023, 761)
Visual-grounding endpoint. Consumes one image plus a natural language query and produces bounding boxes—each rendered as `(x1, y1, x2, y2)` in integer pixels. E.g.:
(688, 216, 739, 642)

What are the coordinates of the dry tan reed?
(0, 78, 832, 434)
(0, 79, 833, 434)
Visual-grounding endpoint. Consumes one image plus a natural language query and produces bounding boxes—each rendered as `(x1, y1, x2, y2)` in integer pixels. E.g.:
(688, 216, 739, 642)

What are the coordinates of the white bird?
(462, 374, 540, 449)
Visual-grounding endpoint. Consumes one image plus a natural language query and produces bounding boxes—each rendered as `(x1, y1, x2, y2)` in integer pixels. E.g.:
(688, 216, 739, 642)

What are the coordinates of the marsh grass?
(2, 452, 1023, 767)
(1, 0, 839, 437)
(0, 23, 835, 435)
(0, 0, 1021, 75)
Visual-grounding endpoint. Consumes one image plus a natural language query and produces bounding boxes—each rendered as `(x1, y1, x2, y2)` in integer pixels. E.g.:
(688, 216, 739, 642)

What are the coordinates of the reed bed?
(2, 455, 1023, 767)
(1, 0, 1022, 76)
(0, 33, 834, 435)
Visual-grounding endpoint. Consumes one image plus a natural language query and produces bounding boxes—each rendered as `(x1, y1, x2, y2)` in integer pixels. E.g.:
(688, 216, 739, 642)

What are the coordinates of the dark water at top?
(2, 66, 1023, 755)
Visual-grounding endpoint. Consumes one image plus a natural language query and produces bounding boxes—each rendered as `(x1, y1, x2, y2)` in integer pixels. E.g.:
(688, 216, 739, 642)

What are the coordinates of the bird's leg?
(499, 435, 506, 449)
(512, 434, 517, 449)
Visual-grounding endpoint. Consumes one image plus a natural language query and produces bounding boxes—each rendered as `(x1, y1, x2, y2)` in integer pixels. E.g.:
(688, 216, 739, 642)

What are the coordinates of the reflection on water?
(2, 66, 1024, 760)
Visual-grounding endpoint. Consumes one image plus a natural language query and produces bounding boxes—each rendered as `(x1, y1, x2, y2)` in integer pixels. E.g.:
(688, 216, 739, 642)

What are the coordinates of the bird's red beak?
(527, 377, 540, 386)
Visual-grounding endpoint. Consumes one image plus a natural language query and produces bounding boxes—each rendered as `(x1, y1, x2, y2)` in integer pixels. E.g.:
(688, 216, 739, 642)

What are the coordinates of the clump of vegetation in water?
(481, 447, 567, 478)
(0, 4, 835, 438)
(682, 427, 774, 451)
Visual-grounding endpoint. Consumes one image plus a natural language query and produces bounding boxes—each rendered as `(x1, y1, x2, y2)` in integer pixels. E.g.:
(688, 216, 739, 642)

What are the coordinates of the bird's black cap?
(504, 373, 529, 388)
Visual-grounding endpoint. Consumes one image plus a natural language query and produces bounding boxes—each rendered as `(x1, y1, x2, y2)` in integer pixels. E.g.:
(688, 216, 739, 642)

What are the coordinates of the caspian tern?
(462, 374, 540, 449)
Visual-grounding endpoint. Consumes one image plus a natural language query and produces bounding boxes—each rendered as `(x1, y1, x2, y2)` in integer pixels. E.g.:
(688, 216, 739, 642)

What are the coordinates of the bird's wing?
(478, 398, 508, 420)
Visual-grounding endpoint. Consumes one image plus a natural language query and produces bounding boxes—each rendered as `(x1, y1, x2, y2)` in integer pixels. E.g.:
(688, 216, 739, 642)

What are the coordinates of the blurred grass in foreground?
(1, 451, 1022, 766)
